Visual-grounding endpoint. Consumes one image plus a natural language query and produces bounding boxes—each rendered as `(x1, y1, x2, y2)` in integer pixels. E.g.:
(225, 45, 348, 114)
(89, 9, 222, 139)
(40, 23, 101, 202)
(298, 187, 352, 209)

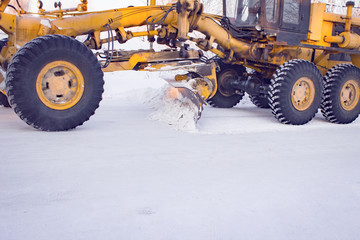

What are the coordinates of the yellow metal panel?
(0, 12, 16, 34)
(305, 20, 333, 47)
(298, 48, 313, 62)
(324, 12, 360, 28)
(309, 3, 326, 41)
(350, 55, 360, 68)
(15, 16, 43, 46)
(320, 21, 333, 47)
(0, 0, 11, 12)
(313, 50, 330, 75)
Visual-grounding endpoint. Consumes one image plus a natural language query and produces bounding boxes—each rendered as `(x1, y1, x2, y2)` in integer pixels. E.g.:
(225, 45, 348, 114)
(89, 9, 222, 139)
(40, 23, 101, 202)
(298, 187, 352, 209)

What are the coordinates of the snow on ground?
(1, 70, 360, 240)
(1, 1, 360, 239)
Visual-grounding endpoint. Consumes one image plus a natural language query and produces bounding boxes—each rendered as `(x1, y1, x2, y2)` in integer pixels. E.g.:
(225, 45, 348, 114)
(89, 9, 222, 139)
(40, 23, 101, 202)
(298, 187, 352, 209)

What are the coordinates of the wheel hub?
(340, 79, 360, 111)
(36, 61, 84, 110)
(47, 69, 73, 97)
(218, 69, 237, 97)
(291, 77, 315, 111)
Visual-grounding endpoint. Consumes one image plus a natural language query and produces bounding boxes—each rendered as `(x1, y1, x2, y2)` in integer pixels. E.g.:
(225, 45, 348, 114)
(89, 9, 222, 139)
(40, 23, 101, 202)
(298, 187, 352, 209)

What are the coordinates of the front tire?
(321, 64, 360, 124)
(6, 35, 104, 131)
(268, 59, 322, 125)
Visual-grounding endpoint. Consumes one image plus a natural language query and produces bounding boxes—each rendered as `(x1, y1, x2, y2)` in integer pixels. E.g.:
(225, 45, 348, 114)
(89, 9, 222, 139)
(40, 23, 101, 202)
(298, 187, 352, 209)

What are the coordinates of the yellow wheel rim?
(36, 61, 84, 110)
(291, 77, 315, 111)
(340, 79, 360, 111)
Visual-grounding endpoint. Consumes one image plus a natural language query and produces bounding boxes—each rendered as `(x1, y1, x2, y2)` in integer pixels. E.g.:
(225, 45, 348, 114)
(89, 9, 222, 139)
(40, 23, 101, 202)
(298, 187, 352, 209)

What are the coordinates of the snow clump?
(145, 85, 200, 132)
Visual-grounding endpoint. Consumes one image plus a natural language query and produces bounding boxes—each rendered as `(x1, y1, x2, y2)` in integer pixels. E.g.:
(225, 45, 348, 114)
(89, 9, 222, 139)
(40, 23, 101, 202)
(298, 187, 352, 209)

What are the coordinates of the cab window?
(283, 0, 300, 24)
(266, 0, 278, 23)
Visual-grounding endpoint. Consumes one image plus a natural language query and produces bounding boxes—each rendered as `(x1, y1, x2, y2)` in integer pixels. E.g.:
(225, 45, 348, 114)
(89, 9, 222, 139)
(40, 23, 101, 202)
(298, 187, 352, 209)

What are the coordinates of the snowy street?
(1, 0, 360, 239)
(1, 71, 360, 240)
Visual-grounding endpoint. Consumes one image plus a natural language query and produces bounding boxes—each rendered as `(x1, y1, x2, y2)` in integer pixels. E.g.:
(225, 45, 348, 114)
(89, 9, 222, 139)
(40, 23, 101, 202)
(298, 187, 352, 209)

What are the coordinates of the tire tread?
(6, 35, 104, 131)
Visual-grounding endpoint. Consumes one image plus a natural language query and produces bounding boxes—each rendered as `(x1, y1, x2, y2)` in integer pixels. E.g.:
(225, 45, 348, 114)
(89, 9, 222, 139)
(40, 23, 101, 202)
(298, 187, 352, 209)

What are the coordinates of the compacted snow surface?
(1, 0, 360, 239)
(1, 71, 360, 240)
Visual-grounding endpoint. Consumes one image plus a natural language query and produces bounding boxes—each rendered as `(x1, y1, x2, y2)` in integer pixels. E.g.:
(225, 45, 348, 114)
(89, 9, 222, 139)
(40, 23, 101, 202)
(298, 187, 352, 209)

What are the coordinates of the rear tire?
(207, 63, 245, 108)
(321, 64, 360, 124)
(6, 35, 104, 131)
(249, 95, 270, 108)
(268, 59, 322, 125)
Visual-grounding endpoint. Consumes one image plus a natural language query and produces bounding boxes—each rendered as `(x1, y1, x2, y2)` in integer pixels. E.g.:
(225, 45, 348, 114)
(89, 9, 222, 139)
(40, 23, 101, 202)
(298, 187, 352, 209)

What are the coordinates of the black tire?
(0, 91, 10, 108)
(6, 35, 104, 131)
(249, 95, 270, 108)
(207, 64, 245, 108)
(268, 59, 322, 125)
(321, 64, 360, 124)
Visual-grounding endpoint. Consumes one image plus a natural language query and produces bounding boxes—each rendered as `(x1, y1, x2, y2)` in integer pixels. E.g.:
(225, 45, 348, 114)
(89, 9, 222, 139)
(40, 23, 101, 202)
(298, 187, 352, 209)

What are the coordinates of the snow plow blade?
(158, 62, 218, 121)
(165, 86, 203, 120)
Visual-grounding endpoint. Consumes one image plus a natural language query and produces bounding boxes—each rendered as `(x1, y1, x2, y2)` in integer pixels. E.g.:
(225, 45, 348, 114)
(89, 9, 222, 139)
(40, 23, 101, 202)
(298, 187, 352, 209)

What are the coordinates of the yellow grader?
(0, 0, 360, 131)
